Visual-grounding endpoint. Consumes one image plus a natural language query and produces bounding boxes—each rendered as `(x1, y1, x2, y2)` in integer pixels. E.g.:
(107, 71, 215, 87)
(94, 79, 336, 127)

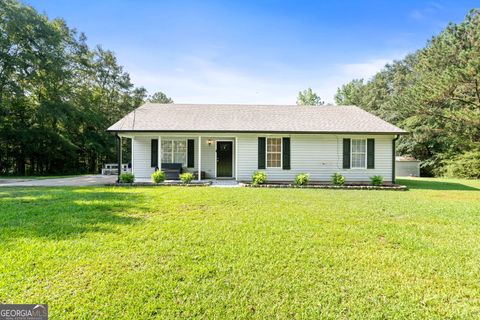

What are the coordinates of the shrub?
(119, 172, 134, 183)
(294, 173, 309, 186)
(151, 170, 165, 183)
(444, 151, 480, 179)
(252, 171, 267, 185)
(331, 172, 345, 185)
(370, 175, 384, 186)
(179, 172, 194, 184)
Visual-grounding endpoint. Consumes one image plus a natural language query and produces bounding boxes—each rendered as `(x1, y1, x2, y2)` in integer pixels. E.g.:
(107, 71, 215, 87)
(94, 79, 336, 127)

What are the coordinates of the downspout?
(392, 135, 399, 184)
(116, 134, 122, 183)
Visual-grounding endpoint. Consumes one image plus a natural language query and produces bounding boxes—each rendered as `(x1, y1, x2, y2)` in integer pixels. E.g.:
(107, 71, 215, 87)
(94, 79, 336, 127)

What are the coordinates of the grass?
(0, 177, 479, 319)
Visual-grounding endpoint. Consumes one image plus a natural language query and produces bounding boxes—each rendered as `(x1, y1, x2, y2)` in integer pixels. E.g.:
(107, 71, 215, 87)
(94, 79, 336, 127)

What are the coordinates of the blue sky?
(25, 0, 477, 104)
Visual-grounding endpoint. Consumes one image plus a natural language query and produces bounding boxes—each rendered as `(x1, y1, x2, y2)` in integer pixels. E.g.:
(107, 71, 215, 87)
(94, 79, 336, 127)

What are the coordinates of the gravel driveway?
(0, 175, 116, 187)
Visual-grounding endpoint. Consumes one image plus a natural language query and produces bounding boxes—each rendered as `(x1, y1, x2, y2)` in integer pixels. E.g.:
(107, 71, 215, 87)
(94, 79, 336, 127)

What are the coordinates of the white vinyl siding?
(128, 132, 394, 182)
(200, 137, 216, 178)
(132, 136, 199, 179)
(236, 133, 393, 182)
(131, 135, 230, 179)
(131, 136, 155, 179)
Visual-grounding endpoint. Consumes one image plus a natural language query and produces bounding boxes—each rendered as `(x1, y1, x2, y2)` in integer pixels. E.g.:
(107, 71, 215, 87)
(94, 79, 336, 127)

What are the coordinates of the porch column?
(198, 136, 202, 181)
(116, 134, 122, 182)
(131, 137, 135, 178)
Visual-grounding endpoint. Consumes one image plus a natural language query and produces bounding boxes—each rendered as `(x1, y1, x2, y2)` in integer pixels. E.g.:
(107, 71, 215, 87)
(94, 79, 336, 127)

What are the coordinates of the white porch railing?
(102, 163, 130, 175)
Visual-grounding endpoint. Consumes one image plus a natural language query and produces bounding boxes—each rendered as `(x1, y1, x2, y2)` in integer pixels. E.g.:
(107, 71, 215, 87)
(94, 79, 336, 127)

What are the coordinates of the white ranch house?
(107, 104, 407, 183)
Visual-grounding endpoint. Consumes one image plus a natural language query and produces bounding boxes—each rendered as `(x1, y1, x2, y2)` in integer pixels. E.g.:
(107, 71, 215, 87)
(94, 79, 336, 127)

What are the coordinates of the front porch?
(116, 134, 238, 182)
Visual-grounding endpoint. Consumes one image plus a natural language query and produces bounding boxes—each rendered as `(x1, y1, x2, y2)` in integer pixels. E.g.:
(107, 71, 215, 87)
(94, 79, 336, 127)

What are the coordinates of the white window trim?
(350, 138, 367, 169)
(266, 137, 282, 169)
(161, 139, 188, 164)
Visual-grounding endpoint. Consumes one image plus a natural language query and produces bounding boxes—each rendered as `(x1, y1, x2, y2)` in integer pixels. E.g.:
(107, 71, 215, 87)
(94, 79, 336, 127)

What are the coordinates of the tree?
(296, 88, 324, 106)
(0, 0, 146, 175)
(334, 9, 480, 177)
(148, 91, 173, 104)
(334, 79, 365, 105)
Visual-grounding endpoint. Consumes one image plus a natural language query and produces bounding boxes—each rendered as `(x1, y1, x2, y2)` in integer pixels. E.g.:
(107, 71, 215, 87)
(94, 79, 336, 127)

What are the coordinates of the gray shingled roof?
(107, 103, 407, 134)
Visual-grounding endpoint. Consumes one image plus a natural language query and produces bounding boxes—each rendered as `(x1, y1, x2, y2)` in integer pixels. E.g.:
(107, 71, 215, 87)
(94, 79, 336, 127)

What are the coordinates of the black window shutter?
(282, 137, 290, 170)
(343, 138, 351, 169)
(151, 139, 158, 168)
(258, 137, 266, 169)
(367, 138, 375, 169)
(187, 139, 195, 168)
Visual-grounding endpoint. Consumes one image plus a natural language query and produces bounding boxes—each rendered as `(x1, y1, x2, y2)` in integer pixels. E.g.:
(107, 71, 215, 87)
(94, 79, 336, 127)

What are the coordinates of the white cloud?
(302, 57, 401, 104)
(410, 9, 426, 21)
(409, 2, 444, 21)
(128, 56, 299, 104)
(338, 58, 392, 80)
(127, 55, 402, 105)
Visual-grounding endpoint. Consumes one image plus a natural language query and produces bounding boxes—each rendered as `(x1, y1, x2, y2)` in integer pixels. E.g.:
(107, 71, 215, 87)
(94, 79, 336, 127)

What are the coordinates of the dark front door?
(216, 141, 233, 177)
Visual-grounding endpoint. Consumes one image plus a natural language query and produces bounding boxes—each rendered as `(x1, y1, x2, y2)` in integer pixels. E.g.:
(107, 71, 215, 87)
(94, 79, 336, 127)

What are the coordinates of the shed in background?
(395, 156, 420, 177)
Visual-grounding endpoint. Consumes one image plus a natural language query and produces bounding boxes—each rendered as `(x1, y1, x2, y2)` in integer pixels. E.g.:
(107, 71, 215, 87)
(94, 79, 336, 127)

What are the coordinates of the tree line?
(335, 9, 480, 178)
(0, 0, 173, 175)
(2, 1, 478, 177)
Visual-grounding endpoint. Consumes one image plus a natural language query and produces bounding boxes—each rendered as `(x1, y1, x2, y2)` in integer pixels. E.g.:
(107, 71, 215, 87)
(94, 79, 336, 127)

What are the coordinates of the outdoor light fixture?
(207, 139, 213, 146)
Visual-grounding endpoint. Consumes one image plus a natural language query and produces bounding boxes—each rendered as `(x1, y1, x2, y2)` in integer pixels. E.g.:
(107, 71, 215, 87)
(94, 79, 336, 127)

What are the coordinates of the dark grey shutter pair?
(258, 137, 290, 170)
(367, 139, 375, 169)
(151, 139, 158, 168)
(258, 138, 266, 169)
(151, 139, 195, 168)
(342, 138, 375, 169)
(187, 140, 195, 168)
(282, 138, 290, 170)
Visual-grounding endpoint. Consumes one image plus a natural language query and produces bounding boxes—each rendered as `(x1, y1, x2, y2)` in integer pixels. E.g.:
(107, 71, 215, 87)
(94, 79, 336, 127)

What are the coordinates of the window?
(161, 140, 172, 163)
(266, 138, 282, 168)
(173, 140, 187, 164)
(351, 139, 366, 168)
(161, 140, 187, 164)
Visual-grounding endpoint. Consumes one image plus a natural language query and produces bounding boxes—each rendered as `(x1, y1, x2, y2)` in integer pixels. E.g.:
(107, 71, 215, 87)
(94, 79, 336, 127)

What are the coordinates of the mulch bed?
(107, 181, 212, 187)
(240, 182, 408, 191)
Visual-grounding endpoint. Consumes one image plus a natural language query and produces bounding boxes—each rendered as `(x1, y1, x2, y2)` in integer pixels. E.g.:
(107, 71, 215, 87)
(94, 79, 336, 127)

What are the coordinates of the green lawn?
(1, 178, 479, 319)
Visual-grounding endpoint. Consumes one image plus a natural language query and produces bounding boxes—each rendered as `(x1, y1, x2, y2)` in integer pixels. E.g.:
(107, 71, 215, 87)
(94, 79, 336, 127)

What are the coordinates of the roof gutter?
(106, 129, 408, 135)
(116, 134, 122, 183)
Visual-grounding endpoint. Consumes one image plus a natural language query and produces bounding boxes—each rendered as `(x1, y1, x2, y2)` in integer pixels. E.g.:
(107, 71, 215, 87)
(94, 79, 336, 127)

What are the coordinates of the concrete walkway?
(210, 180, 240, 188)
(0, 175, 241, 188)
(0, 175, 116, 187)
